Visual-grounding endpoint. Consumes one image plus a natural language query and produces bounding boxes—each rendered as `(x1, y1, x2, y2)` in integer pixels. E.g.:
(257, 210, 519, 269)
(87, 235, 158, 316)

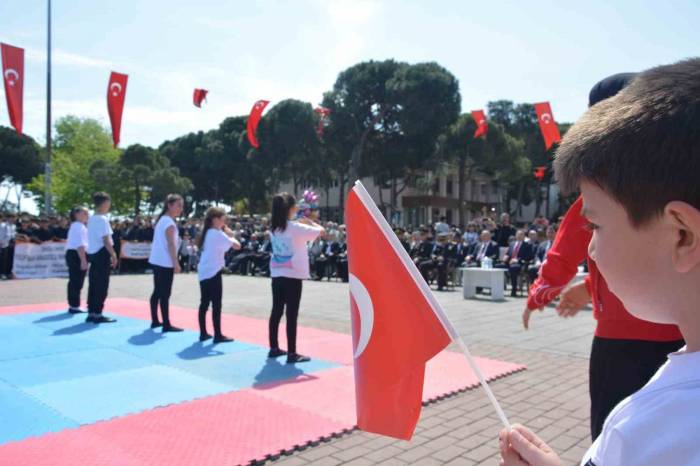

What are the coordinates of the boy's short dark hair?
(92, 191, 111, 208)
(554, 58, 700, 226)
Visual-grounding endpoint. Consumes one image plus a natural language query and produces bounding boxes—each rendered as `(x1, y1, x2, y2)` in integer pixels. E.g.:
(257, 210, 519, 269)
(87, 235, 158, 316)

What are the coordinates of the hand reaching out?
(499, 425, 563, 466)
(556, 281, 590, 318)
(522, 304, 544, 330)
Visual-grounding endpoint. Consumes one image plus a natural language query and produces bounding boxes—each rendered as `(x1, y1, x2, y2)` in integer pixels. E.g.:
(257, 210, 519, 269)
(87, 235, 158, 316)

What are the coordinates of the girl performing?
(148, 194, 184, 332)
(268, 192, 324, 363)
(197, 207, 241, 342)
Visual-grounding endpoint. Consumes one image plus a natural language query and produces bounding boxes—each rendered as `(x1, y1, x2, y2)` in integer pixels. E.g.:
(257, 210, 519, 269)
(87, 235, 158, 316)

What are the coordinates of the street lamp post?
(44, 0, 53, 214)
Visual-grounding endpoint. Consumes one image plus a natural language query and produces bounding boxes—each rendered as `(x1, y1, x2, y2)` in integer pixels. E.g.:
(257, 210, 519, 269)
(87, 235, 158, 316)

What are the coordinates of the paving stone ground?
(0, 273, 596, 465)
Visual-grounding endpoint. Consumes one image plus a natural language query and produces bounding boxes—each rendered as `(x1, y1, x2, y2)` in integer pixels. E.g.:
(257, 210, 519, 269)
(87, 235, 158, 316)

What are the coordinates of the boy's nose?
(588, 237, 597, 262)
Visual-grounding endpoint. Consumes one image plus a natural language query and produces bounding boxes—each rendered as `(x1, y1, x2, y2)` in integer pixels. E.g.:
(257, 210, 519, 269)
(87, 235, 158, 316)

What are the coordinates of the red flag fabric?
(107, 71, 128, 148)
(1, 43, 24, 135)
(193, 88, 208, 108)
(246, 100, 269, 148)
(534, 102, 561, 151)
(346, 181, 453, 440)
(471, 109, 488, 138)
(534, 166, 547, 181)
(314, 106, 331, 136)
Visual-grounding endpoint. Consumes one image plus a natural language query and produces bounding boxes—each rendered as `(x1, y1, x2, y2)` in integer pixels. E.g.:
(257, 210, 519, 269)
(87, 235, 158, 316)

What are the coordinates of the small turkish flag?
(107, 71, 128, 148)
(1, 43, 24, 135)
(534, 102, 561, 151)
(345, 181, 453, 440)
(193, 88, 208, 108)
(471, 109, 488, 138)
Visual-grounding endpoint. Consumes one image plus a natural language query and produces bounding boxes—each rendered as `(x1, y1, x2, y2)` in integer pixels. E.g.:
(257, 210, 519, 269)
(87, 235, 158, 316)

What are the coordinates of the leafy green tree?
(322, 60, 460, 218)
(253, 99, 324, 193)
(487, 101, 568, 217)
(322, 59, 406, 207)
(29, 116, 126, 214)
(377, 62, 461, 216)
(0, 126, 43, 211)
(439, 115, 529, 225)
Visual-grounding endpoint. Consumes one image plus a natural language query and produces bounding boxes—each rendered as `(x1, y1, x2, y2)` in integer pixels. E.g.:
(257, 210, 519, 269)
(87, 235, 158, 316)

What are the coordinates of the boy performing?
(86, 192, 118, 323)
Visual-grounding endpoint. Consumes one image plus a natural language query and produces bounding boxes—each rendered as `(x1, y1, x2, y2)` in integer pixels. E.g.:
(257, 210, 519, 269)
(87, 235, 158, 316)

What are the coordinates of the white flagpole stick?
(352, 180, 511, 431)
(454, 336, 511, 429)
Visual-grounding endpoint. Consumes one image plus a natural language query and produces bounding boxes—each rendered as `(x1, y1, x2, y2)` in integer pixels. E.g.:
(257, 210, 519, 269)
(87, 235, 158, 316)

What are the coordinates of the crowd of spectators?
(1, 211, 558, 294)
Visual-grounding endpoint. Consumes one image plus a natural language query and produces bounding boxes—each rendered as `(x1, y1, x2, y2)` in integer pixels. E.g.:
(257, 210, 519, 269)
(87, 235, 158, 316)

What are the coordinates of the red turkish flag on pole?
(471, 109, 488, 138)
(534, 102, 561, 151)
(1, 43, 24, 135)
(193, 88, 208, 108)
(107, 71, 128, 147)
(346, 181, 455, 440)
(246, 99, 269, 148)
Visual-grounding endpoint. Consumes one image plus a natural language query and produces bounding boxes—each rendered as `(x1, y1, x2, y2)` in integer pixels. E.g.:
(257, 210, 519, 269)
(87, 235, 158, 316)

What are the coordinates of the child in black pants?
(86, 192, 118, 323)
(196, 207, 240, 342)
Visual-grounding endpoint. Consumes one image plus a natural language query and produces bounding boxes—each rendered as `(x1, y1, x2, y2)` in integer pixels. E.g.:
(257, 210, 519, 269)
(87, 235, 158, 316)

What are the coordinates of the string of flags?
(1, 40, 563, 154)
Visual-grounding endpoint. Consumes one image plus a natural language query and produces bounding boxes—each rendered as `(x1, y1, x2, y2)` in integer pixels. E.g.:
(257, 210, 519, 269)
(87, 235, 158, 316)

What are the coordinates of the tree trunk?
(535, 181, 542, 217)
(348, 108, 386, 184)
(15, 185, 22, 213)
(134, 181, 141, 216)
(545, 180, 551, 220)
(458, 152, 466, 228)
(391, 177, 399, 224)
(378, 181, 385, 213)
(2, 183, 11, 209)
(338, 174, 347, 223)
(516, 181, 525, 219)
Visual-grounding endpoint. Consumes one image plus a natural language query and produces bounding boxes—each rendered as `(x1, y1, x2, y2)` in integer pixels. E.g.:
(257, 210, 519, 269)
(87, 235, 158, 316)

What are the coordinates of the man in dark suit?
(431, 232, 455, 291)
(414, 229, 435, 282)
(336, 235, 348, 282)
(528, 225, 556, 283)
(502, 229, 535, 297)
(452, 232, 469, 268)
(493, 213, 516, 248)
(465, 230, 499, 267)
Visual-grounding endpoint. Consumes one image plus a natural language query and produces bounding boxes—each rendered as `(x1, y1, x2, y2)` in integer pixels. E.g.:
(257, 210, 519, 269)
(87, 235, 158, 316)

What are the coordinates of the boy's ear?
(665, 201, 700, 274)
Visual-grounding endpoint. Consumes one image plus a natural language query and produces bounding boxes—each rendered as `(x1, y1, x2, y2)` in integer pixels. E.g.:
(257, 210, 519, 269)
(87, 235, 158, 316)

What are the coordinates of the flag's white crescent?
(541, 113, 552, 124)
(110, 82, 122, 96)
(4, 69, 19, 85)
(349, 273, 374, 359)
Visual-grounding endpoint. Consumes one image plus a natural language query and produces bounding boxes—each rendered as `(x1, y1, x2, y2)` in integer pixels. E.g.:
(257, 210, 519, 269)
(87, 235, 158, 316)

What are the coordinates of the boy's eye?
(584, 222, 599, 232)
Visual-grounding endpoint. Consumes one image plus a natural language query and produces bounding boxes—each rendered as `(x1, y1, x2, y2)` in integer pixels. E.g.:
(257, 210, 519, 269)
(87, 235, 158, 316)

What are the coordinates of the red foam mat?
(0, 390, 346, 466)
(0, 300, 526, 465)
(251, 355, 526, 426)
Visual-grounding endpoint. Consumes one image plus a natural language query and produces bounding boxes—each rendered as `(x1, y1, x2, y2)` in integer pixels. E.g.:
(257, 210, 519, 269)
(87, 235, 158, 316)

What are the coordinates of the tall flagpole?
(44, 0, 53, 214)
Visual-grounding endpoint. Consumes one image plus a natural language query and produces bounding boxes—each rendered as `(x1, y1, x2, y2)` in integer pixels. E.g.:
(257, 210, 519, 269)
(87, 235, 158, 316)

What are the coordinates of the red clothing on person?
(528, 196, 682, 342)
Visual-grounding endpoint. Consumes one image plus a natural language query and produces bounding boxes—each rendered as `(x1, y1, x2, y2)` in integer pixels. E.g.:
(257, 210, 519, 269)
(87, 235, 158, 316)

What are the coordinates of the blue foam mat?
(172, 348, 337, 390)
(0, 348, 153, 387)
(0, 332, 102, 361)
(0, 382, 78, 443)
(0, 310, 341, 445)
(25, 365, 231, 424)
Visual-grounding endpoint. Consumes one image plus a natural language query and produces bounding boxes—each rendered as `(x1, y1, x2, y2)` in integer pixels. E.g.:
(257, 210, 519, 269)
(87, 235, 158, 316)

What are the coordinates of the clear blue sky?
(1, 0, 699, 148)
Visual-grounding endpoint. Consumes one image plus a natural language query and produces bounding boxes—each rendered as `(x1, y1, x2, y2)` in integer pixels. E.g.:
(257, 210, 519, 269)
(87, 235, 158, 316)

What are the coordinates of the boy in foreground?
(499, 58, 700, 465)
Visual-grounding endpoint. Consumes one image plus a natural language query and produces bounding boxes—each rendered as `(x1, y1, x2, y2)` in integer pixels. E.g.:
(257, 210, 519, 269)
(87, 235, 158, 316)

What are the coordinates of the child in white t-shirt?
(196, 207, 241, 343)
(65, 206, 89, 313)
(148, 194, 184, 332)
(268, 192, 324, 364)
(498, 59, 700, 466)
(86, 192, 118, 323)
